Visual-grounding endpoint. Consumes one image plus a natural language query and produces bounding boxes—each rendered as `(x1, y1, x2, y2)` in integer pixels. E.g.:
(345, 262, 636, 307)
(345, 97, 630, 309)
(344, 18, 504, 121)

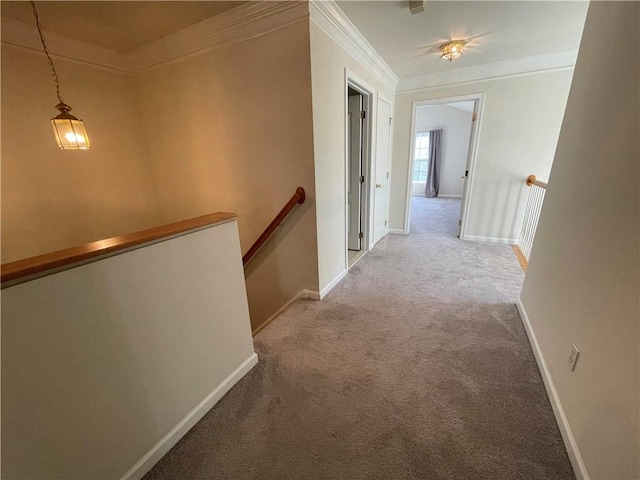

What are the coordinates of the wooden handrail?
(526, 174, 548, 189)
(243, 187, 306, 266)
(2, 212, 237, 284)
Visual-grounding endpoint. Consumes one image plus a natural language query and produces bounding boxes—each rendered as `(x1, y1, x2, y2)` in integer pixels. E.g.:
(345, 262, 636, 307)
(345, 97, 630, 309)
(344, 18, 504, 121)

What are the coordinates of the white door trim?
(344, 68, 376, 270)
(403, 92, 485, 238)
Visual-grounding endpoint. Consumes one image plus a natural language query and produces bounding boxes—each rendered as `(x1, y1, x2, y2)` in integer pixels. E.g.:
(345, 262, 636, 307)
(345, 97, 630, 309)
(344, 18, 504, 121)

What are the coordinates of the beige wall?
(309, 21, 395, 292)
(2, 220, 256, 479)
(390, 70, 575, 241)
(132, 21, 319, 331)
(520, 2, 639, 479)
(1, 44, 162, 262)
(2, 18, 319, 332)
(413, 104, 473, 197)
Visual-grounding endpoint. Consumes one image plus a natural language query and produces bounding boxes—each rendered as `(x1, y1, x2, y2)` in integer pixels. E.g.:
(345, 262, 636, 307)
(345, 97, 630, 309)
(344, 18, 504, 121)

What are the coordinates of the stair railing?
(2, 212, 237, 285)
(243, 187, 306, 266)
(514, 175, 548, 270)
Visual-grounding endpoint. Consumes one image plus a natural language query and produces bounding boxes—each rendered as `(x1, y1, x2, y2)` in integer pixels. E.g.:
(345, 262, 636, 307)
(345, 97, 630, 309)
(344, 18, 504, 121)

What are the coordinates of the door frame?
(403, 92, 485, 239)
(347, 91, 364, 251)
(344, 69, 375, 270)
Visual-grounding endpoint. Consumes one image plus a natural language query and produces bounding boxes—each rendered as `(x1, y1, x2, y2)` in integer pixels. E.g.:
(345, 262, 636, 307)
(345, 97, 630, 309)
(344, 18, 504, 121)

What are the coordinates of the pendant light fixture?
(30, 1, 90, 150)
(440, 40, 466, 61)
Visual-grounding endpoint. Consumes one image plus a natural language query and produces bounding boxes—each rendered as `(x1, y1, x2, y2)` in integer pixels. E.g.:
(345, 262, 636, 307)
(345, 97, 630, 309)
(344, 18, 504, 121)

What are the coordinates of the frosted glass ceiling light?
(440, 40, 465, 61)
(30, 1, 90, 150)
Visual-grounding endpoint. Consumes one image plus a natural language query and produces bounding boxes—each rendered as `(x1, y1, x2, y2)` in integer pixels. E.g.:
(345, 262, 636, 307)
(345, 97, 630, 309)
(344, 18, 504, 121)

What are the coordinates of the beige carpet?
(144, 197, 574, 480)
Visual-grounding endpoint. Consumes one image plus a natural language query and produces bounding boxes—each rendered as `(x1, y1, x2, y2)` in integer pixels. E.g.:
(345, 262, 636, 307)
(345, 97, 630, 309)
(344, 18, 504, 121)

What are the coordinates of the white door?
(373, 97, 392, 244)
(457, 101, 478, 237)
(348, 94, 363, 250)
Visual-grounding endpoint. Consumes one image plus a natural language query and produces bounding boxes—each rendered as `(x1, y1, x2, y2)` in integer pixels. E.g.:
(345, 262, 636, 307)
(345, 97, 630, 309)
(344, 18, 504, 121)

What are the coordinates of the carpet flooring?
(144, 197, 574, 480)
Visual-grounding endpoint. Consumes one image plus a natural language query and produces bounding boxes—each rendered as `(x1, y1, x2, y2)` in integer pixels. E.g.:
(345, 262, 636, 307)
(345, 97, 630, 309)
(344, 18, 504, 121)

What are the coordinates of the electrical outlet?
(568, 344, 580, 372)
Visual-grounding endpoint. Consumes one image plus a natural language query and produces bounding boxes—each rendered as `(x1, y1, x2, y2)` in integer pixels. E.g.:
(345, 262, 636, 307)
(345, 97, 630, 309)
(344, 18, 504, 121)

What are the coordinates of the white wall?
(309, 21, 395, 293)
(389, 70, 575, 242)
(2, 219, 257, 480)
(412, 104, 473, 197)
(519, 2, 639, 479)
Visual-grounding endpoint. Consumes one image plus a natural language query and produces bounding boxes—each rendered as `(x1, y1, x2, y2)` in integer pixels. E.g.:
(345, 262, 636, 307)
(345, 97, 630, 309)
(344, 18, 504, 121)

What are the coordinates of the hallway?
(409, 196, 461, 236)
(145, 198, 573, 480)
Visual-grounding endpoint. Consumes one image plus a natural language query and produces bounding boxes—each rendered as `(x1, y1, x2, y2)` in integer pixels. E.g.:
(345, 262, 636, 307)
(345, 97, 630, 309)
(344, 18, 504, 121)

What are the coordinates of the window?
(413, 131, 430, 182)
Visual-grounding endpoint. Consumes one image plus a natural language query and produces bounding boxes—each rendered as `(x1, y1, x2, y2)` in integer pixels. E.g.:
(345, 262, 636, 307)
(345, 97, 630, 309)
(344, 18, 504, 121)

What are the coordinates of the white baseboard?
(410, 194, 461, 198)
(121, 353, 259, 480)
(252, 289, 320, 336)
(463, 235, 518, 245)
(516, 297, 589, 480)
(388, 228, 406, 235)
(302, 289, 321, 301)
(320, 269, 347, 299)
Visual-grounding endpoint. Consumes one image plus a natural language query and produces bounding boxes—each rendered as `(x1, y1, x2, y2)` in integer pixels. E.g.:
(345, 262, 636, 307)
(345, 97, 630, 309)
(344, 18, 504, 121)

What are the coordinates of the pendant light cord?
(30, 0, 64, 105)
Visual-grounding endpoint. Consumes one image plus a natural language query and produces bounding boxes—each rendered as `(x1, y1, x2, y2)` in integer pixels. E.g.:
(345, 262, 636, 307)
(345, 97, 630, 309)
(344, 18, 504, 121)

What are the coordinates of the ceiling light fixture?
(30, 1, 90, 150)
(440, 40, 466, 61)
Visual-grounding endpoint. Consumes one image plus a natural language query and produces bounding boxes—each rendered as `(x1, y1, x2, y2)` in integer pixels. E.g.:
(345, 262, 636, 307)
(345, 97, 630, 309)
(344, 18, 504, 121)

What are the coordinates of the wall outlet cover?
(568, 343, 580, 371)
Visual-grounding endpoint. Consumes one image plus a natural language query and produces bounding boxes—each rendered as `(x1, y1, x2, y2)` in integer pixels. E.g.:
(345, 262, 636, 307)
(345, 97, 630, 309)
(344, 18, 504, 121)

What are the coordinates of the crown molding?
(397, 50, 579, 92)
(126, 1, 309, 73)
(1, 18, 128, 74)
(2, 2, 308, 75)
(4, 4, 573, 91)
(309, 0, 399, 91)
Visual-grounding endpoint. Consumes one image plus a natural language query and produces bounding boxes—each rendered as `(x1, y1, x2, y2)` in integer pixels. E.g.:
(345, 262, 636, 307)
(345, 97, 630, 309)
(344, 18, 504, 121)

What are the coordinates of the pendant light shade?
(31, 1, 91, 150)
(51, 102, 90, 150)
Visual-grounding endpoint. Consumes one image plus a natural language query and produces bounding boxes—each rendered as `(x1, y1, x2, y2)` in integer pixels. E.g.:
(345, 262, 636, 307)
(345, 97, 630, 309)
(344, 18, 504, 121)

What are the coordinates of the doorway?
(404, 94, 483, 239)
(345, 75, 373, 270)
(347, 86, 366, 265)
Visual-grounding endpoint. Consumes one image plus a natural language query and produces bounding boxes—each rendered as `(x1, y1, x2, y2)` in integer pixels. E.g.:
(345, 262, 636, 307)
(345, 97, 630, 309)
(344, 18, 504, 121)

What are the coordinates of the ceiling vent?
(409, 0, 426, 15)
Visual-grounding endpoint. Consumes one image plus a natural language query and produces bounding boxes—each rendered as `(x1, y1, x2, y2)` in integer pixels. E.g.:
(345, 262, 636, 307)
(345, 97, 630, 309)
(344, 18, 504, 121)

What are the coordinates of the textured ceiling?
(1, 1, 245, 52)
